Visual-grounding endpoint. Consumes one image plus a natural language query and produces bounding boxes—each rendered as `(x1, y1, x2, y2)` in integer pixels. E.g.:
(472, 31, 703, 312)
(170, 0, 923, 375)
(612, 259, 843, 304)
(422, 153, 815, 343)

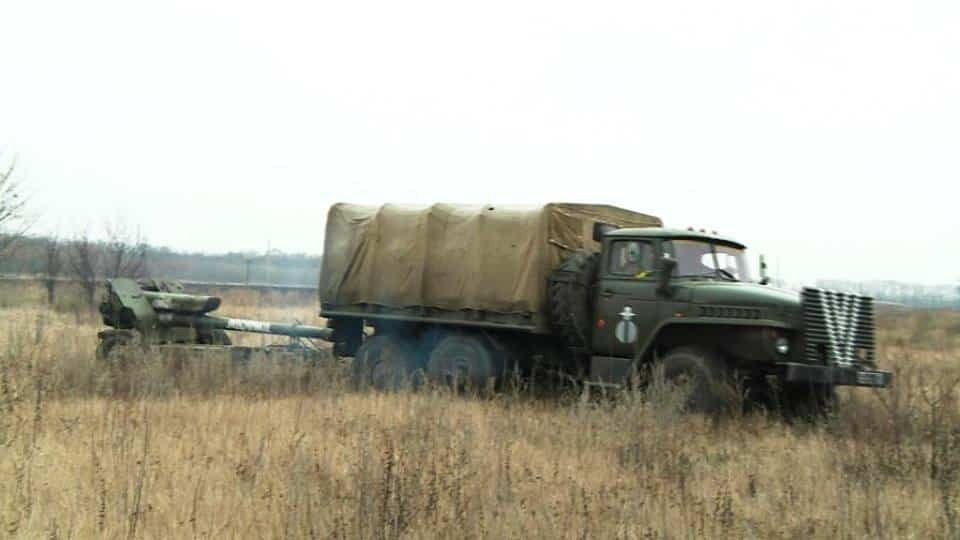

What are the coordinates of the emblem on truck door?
(615, 306, 638, 344)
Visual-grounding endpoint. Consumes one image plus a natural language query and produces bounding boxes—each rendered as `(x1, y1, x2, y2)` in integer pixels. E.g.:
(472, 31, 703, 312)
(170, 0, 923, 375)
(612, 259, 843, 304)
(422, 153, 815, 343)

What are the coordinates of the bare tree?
(0, 156, 27, 254)
(44, 235, 64, 305)
(103, 221, 148, 279)
(67, 221, 150, 309)
(68, 231, 101, 308)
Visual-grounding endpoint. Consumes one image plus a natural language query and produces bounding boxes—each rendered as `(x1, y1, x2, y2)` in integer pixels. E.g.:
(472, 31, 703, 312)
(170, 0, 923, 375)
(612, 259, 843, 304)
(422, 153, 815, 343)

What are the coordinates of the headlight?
(775, 337, 790, 355)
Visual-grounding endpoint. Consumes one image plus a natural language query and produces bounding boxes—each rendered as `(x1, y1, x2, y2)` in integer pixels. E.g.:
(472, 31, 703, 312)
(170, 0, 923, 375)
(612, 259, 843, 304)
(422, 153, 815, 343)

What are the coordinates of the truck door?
(592, 239, 660, 359)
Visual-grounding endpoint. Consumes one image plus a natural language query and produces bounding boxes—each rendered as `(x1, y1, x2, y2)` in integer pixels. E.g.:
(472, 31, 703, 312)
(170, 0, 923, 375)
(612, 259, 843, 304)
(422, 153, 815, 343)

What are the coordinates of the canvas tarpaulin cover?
(319, 203, 662, 316)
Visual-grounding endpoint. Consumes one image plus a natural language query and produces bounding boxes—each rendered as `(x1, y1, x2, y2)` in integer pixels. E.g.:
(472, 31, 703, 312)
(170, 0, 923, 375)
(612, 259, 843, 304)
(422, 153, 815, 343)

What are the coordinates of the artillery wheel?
(198, 330, 232, 346)
(427, 333, 501, 392)
(351, 335, 424, 391)
(660, 347, 738, 414)
(96, 331, 136, 363)
(96, 336, 120, 362)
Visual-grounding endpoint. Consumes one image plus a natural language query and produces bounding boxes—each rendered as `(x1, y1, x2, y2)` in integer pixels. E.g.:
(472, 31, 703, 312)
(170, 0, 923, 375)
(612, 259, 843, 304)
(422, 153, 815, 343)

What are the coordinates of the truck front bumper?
(778, 362, 892, 388)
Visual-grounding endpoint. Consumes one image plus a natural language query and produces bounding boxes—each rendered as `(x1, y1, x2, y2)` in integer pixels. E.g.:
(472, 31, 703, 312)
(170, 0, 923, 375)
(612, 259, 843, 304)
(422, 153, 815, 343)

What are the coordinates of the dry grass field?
(1, 282, 959, 539)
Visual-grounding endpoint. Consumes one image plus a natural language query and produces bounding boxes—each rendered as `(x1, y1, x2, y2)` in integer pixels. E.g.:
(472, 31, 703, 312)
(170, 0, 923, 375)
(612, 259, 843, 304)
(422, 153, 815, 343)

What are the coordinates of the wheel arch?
(636, 319, 796, 368)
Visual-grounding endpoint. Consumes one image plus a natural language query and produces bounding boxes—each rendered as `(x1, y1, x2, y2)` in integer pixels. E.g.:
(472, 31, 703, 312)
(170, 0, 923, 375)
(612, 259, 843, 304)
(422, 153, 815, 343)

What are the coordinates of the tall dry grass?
(0, 292, 958, 538)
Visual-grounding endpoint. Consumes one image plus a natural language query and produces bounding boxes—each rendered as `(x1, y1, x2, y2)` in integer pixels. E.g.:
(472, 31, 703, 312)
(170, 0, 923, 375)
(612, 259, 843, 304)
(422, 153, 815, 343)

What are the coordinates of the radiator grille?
(802, 287, 875, 367)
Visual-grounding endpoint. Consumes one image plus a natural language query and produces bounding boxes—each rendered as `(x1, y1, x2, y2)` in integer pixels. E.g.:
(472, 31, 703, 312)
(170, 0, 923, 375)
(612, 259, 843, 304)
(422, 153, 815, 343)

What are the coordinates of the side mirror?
(657, 257, 677, 295)
(592, 222, 617, 242)
(759, 254, 770, 285)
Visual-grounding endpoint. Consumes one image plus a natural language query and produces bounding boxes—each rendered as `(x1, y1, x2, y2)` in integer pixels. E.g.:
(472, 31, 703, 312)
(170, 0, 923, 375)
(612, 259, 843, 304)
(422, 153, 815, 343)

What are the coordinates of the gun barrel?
(158, 313, 334, 340)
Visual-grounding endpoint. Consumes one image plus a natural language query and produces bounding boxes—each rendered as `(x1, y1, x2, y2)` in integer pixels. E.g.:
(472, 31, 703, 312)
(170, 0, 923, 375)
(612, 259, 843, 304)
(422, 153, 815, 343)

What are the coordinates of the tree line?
(0, 232, 321, 306)
(0, 155, 319, 307)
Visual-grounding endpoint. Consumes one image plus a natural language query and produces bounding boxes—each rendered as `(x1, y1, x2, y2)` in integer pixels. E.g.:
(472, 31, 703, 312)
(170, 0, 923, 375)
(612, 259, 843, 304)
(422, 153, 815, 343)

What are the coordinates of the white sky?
(1, 0, 958, 284)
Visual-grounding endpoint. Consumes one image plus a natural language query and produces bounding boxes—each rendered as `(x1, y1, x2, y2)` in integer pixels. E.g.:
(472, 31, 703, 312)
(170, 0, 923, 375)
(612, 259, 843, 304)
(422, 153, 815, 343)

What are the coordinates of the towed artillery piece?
(96, 278, 333, 363)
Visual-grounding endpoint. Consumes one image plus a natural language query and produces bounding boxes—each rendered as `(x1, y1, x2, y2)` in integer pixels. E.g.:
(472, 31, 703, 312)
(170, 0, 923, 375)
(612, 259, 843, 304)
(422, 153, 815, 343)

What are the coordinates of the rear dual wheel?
(351, 331, 509, 392)
(427, 333, 502, 392)
(350, 335, 426, 391)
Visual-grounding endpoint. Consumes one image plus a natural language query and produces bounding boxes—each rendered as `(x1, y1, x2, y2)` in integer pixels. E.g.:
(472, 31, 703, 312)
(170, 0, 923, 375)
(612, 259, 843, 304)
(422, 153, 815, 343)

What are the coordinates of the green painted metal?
(99, 278, 332, 347)
(591, 234, 797, 362)
(316, 214, 889, 390)
(605, 227, 746, 248)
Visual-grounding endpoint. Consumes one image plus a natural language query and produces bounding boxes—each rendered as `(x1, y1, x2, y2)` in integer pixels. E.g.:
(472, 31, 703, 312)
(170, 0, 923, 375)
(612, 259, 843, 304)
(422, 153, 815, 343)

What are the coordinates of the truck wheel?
(660, 347, 738, 413)
(781, 382, 837, 420)
(427, 334, 500, 391)
(351, 335, 424, 391)
(548, 250, 599, 347)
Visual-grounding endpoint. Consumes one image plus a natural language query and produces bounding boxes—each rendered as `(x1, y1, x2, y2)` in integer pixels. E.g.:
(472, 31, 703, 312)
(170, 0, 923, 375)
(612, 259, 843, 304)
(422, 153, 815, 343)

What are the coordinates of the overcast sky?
(1, 0, 957, 284)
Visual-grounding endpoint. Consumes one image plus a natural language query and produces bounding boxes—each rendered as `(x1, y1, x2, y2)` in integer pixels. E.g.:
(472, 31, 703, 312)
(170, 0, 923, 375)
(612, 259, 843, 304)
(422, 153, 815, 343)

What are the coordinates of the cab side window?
(609, 240, 654, 277)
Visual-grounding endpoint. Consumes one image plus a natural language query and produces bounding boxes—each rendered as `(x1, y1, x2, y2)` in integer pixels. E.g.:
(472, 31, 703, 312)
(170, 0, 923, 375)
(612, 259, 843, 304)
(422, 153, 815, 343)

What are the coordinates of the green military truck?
(319, 203, 890, 411)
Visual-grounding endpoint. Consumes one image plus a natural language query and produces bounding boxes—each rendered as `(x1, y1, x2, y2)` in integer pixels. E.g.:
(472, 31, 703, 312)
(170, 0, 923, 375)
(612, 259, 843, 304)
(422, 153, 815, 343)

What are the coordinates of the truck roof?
(606, 227, 746, 249)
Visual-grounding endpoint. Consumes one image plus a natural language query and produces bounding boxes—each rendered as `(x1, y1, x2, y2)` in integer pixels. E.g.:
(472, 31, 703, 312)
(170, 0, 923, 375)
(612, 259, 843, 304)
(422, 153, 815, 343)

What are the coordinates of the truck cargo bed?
(319, 203, 662, 330)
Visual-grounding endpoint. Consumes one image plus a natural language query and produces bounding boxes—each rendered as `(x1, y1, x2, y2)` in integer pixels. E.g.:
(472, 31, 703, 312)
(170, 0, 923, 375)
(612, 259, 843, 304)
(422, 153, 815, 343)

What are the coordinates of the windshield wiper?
(716, 269, 739, 281)
(675, 274, 714, 280)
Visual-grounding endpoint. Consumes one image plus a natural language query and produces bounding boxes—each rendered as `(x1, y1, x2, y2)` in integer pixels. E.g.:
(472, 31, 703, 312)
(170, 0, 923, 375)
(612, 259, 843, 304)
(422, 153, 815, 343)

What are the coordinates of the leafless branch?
(66, 220, 150, 308)
(104, 220, 148, 279)
(67, 230, 101, 308)
(0, 155, 28, 253)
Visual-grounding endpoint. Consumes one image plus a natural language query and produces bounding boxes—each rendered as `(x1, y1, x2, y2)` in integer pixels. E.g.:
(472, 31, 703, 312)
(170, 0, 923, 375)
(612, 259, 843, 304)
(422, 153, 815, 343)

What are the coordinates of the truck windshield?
(664, 240, 753, 281)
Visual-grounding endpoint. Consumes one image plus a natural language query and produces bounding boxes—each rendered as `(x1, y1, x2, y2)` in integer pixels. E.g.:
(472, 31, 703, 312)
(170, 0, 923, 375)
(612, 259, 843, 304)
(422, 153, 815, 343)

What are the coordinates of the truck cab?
(586, 227, 890, 412)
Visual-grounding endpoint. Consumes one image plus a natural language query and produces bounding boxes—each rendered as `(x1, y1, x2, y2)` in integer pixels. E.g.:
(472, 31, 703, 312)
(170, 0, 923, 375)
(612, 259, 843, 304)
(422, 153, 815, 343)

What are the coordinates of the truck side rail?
(320, 303, 545, 333)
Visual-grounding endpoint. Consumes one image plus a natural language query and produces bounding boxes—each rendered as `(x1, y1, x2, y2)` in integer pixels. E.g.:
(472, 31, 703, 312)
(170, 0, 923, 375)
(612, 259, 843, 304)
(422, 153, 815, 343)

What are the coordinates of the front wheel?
(660, 347, 738, 414)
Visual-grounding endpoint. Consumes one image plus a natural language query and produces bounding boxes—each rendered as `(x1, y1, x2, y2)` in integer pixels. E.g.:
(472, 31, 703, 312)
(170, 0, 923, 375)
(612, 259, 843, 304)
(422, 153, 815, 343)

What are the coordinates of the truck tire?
(548, 250, 599, 347)
(660, 347, 738, 413)
(351, 335, 424, 391)
(427, 333, 501, 391)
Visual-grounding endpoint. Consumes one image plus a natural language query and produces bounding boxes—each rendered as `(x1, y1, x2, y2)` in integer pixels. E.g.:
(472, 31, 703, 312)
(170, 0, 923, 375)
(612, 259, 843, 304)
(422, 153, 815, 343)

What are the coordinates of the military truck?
(319, 203, 890, 411)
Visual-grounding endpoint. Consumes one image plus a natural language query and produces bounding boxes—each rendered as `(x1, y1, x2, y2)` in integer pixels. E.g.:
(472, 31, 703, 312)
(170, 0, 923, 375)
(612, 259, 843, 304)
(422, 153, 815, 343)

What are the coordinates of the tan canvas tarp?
(319, 203, 662, 315)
